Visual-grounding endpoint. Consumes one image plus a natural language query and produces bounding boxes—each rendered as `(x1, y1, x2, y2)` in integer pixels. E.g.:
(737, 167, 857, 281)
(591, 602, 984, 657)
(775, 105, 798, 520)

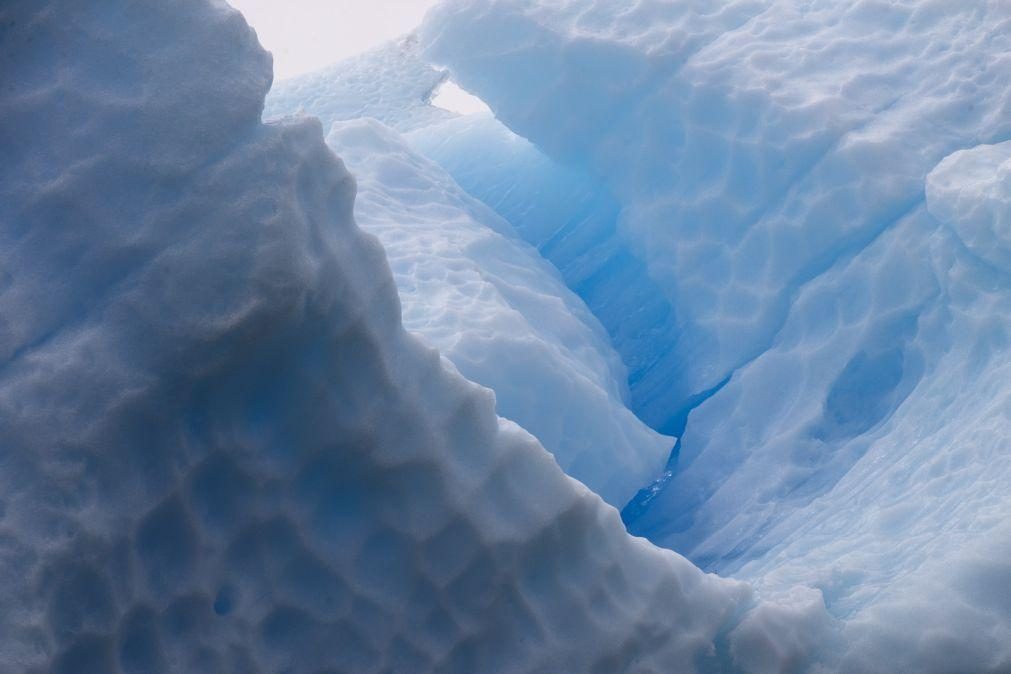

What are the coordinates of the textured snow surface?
(421, 0, 1011, 670)
(325, 117, 671, 507)
(0, 1, 796, 672)
(266, 37, 456, 134)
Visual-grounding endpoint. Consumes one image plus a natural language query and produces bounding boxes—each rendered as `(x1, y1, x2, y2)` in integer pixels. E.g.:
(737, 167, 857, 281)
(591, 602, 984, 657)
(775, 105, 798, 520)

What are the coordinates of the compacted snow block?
(0, 1, 788, 672)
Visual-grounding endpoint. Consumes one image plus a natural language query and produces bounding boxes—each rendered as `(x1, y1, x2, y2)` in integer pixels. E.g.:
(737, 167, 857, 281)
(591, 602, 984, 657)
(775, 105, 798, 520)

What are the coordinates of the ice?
(325, 117, 671, 507)
(0, 1, 796, 672)
(407, 115, 686, 432)
(419, 0, 1011, 670)
(423, 0, 1011, 430)
(266, 37, 456, 133)
(927, 141, 1011, 272)
(8, 0, 1011, 670)
(269, 39, 671, 506)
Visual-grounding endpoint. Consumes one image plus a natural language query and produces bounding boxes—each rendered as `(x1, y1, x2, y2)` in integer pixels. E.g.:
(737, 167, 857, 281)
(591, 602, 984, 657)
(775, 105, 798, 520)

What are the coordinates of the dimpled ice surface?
(0, 1, 799, 672)
(4, 0, 1011, 672)
(420, 0, 1011, 670)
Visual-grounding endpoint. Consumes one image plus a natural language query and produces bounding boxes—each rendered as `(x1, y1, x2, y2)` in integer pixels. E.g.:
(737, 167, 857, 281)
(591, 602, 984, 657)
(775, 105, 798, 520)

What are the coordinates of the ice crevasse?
(416, 0, 1011, 671)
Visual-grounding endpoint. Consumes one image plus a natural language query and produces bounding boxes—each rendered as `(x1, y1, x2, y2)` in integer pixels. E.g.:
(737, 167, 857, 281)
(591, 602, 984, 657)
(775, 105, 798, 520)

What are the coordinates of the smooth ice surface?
(0, 1, 803, 672)
(326, 117, 671, 507)
(421, 0, 1011, 670)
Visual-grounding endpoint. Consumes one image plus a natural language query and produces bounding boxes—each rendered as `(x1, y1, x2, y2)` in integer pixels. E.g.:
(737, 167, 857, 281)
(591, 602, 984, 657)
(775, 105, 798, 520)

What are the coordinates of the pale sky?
(228, 0, 441, 80)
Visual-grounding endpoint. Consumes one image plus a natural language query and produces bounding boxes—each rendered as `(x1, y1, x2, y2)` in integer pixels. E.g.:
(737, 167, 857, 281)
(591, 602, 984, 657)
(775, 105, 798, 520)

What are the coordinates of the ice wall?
(0, 1, 790, 672)
(423, 0, 1011, 430)
(269, 41, 672, 506)
(421, 0, 1011, 670)
(326, 117, 671, 507)
(408, 115, 687, 433)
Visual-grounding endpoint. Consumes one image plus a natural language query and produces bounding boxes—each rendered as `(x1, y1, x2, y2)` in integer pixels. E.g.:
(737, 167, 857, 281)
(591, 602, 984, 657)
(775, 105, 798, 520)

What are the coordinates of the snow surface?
(0, 1, 809, 672)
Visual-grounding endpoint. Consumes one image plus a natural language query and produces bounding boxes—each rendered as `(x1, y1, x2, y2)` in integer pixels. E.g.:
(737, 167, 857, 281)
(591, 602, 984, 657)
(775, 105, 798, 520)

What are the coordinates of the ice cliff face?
(419, 0, 1011, 670)
(268, 44, 672, 507)
(0, 1, 785, 672)
(5, 0, 1011, 671)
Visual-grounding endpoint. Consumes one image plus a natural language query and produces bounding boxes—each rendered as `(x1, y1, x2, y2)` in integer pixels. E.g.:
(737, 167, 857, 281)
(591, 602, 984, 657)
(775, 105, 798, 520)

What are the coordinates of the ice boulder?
(325, 117, 671, 507)
(0, 0, 787, 672)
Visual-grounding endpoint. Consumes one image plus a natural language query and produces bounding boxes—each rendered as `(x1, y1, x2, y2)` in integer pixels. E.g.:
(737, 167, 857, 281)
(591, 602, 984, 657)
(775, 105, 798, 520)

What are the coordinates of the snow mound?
(326, 117, 671, 507)
(0, 1, 790, 672)
(927, 141, 1011, 272)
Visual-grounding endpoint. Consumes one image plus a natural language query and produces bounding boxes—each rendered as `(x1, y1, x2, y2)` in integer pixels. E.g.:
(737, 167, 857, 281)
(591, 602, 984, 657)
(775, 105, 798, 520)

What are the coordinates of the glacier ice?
(269, 40, 672, 507)
(423, 0, 1011, 431)
(927, 141, 1011, 272)
(266, 37, 457, 134)
(325, 117, 671, 507)
(6, 0, 1011, 671)
(418, 0, 1011, 670)
(0, 0, 809, 672)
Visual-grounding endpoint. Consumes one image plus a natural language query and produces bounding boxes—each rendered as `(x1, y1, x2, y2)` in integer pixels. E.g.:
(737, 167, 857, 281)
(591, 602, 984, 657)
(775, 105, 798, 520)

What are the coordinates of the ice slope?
(0, 1, 793, 672)
(420, 0, 1011, 670)
(325, 117, 671, 507)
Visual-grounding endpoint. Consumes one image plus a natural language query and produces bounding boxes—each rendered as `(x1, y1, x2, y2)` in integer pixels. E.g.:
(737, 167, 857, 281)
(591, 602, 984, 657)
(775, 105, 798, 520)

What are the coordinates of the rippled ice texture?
(422, 0, 1011, 671)
(0, 1, 789, 672)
